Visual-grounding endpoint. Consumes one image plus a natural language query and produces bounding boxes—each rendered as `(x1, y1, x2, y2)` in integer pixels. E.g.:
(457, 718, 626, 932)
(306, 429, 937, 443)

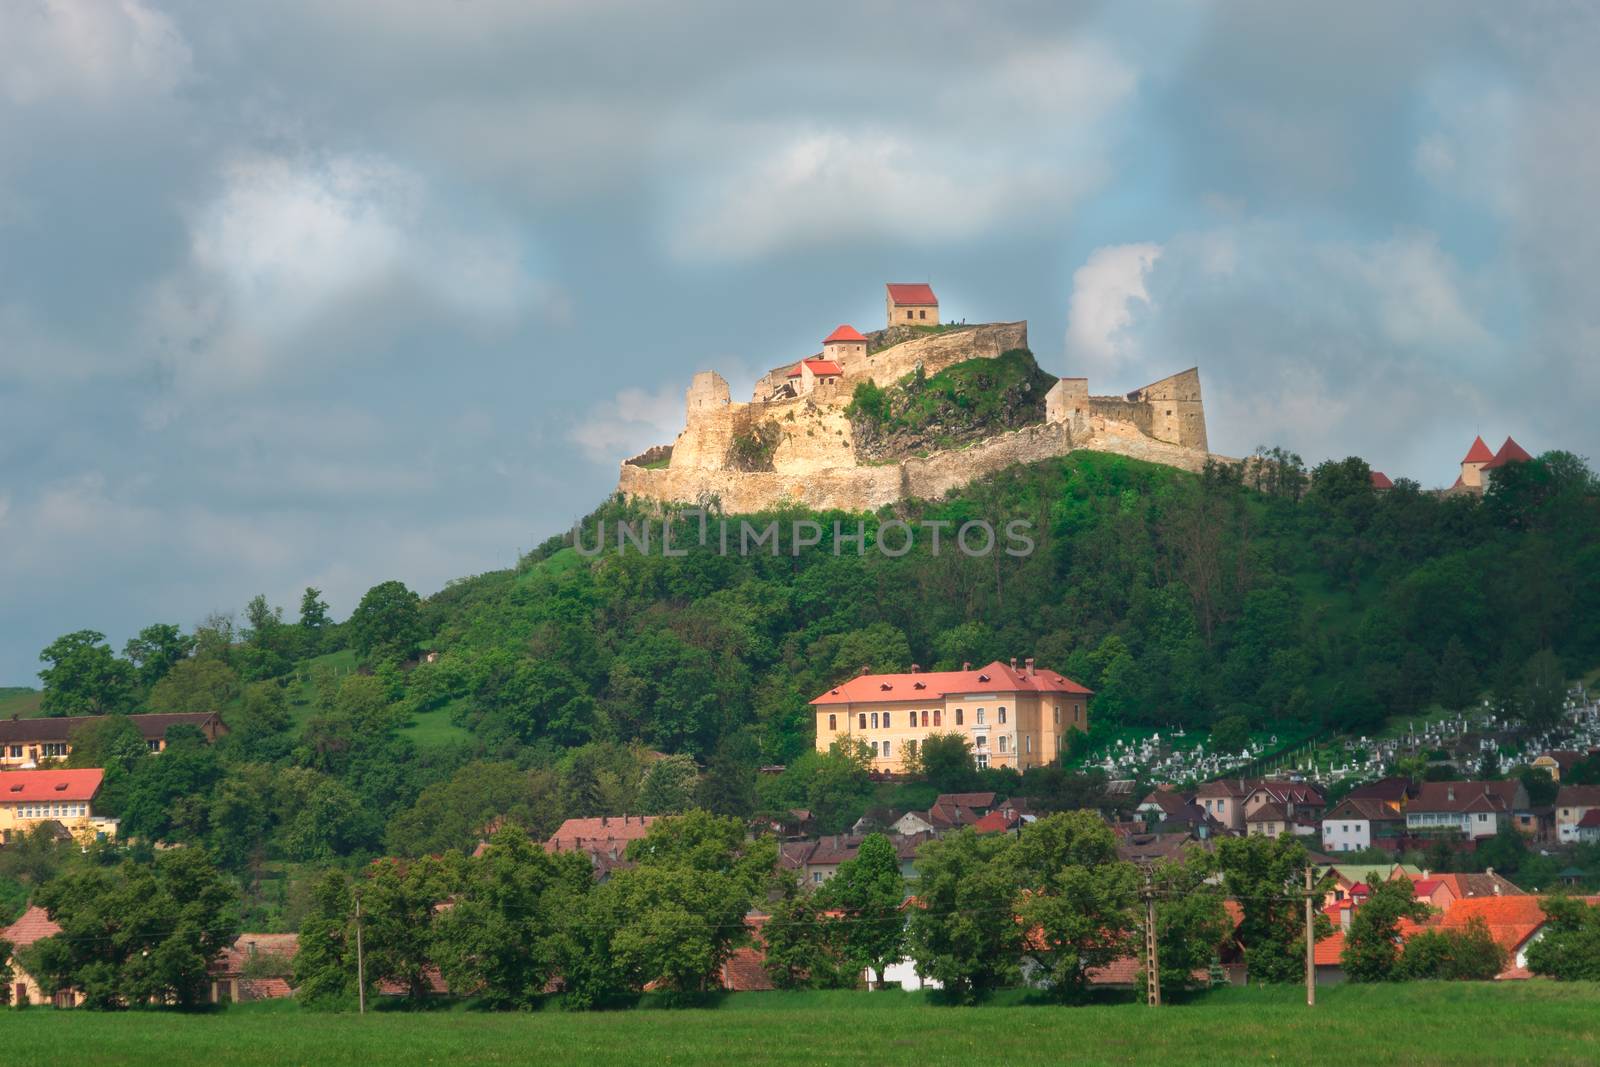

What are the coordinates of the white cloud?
(1337, 231, 1490, 350)
(0, 0, 191, 105)
(142, 152, 552, 396)
(1064, 242, 1163, 376)
(570, 383, 685, 463)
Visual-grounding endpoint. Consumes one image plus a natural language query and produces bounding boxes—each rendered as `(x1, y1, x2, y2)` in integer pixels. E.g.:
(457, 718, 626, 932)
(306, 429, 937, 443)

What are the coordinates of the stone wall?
(752, 322, 1028, 401)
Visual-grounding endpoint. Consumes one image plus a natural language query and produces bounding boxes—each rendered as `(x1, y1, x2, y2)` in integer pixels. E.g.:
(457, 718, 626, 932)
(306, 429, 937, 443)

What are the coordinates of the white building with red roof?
(811, 658, 1089, 772)
(885, 282, 939, 328)
(3, 905, 76, 1007)
(1453, 434, 1531, 493)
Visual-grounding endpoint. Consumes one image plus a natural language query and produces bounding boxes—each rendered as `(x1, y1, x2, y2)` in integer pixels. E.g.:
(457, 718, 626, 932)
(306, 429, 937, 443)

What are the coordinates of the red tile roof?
(787, 358, 844, 378)
(1, 905, 61, 950)
(824, 324, 866, 343)
(1435, 896, 1548, 955)
(0, 768, 103, 803)
(1462, 435, 1495, 464)
(1556, 785, 1600, 808)
(545, 815, 657, 854)
(1370, 471, 1394, 489)
(886, 283, 938, 306)
(1578, 809, 1600, 828)
(1433, 872, 1526, 899)
(810, 660, 1089, 706)
(1483, 436, 1532, 470)
(1410, 780, 1517, 814)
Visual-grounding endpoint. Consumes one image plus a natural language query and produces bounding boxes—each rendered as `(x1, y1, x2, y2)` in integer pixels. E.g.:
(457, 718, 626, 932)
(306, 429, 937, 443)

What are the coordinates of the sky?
(2, 1, 1598, 685)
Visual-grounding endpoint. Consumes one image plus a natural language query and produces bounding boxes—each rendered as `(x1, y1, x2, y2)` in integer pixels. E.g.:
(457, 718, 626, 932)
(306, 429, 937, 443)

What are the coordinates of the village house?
(1555, 784, 1600, 843)
(884, 282, 939, 327)
(543, 814, 658, 879)
(810, 659, 1090, 773)
(3, 905, 76, 1007)
(1530, 750, 1591, 784)
(208, 932, 299, 1004)
(1242, 781, 1325, 838)
(0, 768, 117, 846)
(1405, 780, 1526, 839)
(1321, 797, 1406, 853)
(1194, 780, 1253, 833)
(779, 832, 928, 886)
(0, 711, 226, 768)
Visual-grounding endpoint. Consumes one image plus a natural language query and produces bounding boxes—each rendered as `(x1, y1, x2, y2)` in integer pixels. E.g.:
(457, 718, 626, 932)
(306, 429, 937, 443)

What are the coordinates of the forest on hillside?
(8, 447, 1598, 918)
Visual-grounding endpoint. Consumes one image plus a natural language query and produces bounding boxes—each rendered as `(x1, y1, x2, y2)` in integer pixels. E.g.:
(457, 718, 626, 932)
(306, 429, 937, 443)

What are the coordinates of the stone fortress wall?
(617, 315, 1222, 514)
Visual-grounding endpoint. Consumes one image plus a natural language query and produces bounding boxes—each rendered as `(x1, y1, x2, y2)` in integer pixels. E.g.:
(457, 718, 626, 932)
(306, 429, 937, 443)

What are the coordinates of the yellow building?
(0, 768, 117, 846)
(885, 282, 939, 328)
(0, 711, 226, 769)
(811, 658, 1090, 773)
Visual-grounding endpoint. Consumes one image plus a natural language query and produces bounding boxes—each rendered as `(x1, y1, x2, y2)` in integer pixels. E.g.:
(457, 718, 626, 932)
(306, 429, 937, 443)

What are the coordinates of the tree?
(1519, 648, 1567, 732)
(1210, 712, 1251, 756)
(1342, 875, 1431, 981)
(917, 732, 979, 793)
(1399, 917, 1506, 980)
(1218, 835, 1330, 984)
(229, 681, 294, 763)
(122, 624, 195, 692)
(1517, 766, 1558, 808)
(904, 830, 1021, 1001)
(762, 878, 851, 990)
(818, 833, 906, 988)
(432, 825, 592, 1008)
(1009, 811, 1139, 1001)
(119, 726, 224, 844)
(804, 742, 875, 833)
(149, 655, 241, 713)
(639, 754, 699, 815)
(294, 871, 357, 1007)
(1150, 847, 1233, 996)
(21, 848, 239, 1010)
(359, 856, 449, 1003)
(385, 762, 563, 857)
(1435, 636, 1479, 711)
(697, 733, 759, 817)
(349, 580, 425, 664)
(565, 811, 776, 1006)
(37, 630, 135, 716)
(299, 587, 332, 656)
(1525, 896, 1600, 980)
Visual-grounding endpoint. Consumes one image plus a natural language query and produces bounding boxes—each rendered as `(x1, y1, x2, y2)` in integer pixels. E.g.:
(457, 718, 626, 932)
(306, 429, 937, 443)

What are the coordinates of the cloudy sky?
(2, 1, 1597, 684)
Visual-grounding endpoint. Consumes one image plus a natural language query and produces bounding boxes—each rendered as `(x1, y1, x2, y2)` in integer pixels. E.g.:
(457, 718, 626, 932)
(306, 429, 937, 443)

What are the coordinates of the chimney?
(910, 664, 920, 674)
(247, 940, 257, 960)
(962, 661, 971, 671)
(859, 665, 870, 676)
(1010, 657, 1018, 670)
(601, 816, 609, 827)
(1446, 786, 1454, 802)
(1340, 906, 1352, 933)
(1025, 657, 1035, 676)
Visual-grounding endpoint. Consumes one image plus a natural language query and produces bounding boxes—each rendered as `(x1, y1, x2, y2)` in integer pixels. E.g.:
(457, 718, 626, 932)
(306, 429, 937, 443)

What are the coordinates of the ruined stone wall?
(1127, 367, 1208, 452)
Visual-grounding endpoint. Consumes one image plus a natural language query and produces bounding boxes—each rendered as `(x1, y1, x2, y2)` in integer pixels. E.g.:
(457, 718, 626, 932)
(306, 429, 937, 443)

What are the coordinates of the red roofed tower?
(1458, 435, 1495, 490)
(821, 323, 867, 368)
(1483, 436, 1532, 471)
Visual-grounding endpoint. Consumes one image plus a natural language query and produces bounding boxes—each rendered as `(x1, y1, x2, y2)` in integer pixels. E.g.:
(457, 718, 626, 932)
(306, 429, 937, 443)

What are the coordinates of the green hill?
(15, 445, 1600, 895)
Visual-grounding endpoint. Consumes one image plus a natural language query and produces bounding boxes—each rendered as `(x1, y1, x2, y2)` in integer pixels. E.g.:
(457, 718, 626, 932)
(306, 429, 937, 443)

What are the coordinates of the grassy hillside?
(0, 686, 43, 719)
(3, 983, 1596, 1066)
(848, 348, 1056, 460)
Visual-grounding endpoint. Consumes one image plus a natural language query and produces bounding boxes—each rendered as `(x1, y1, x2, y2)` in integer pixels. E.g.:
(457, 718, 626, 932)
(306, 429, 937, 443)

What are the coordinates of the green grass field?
(4, 983, 1597, 1066)
(0, 686, 44, 719)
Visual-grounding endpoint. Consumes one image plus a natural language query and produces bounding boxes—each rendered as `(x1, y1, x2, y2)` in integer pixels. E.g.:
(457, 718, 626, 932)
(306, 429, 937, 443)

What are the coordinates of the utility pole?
(355, 891, 366, 1016)
(1142, 868, 1160, 1007)
(1303, 864, 1315, 1008)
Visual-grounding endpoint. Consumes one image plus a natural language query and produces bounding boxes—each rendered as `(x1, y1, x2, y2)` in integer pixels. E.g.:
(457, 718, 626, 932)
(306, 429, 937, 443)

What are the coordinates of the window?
(7, 745, 18, 758)
(43, 743, 67, 758)
(1026, 735, 1032, 753)
(955, 709, 964, 726)
(859, 713, 867, 730)
(975, 753, 989, 769)
(871, 712, 879, 729)
(148, 739, 161, 752)
(998, 707, 1006, 724)
(1053, 706, 1060, 724)
(933, 710, 941, 727)
(871, 741, 879, 755)
(919, 309, 927, 320)
(998, 736, 1007, 752)
(883, 712, 891, 729)
(883, 741, 891, 758)
(975, 735, 986, 748)
(813, 872, 823, 884)
(828, 714, 837, 732)
(906, 310, 913, 320)
(921, 710, 929, 727)
(976, 709, 985, 725)
(907, 740, 917, 756)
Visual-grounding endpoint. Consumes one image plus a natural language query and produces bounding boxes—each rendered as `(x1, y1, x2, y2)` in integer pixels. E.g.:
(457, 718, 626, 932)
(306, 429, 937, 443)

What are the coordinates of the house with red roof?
(0, 767, 117, 846)
(1555, 784, 1600, 843)
(885, 282, 939, 328)
(1369, 471, 1394, 491)
(1405, 780, 1526, 839)
(811, 658, 1090, 773)
(3, 905, 76, 1007)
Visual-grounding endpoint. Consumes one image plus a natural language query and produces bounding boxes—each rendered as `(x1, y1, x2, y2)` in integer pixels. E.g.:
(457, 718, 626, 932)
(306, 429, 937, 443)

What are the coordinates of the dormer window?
(880, 683, 892, 691)
(978, 674, 990, 683)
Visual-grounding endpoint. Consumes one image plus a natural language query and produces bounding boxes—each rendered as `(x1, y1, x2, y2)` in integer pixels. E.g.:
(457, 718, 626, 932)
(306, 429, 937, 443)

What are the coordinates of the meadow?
(5, 983, 1598, 1067)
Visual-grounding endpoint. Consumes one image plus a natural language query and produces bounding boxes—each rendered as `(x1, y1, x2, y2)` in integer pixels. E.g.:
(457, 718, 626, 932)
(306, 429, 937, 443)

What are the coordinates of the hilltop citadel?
(618, 283, 1216, 513)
